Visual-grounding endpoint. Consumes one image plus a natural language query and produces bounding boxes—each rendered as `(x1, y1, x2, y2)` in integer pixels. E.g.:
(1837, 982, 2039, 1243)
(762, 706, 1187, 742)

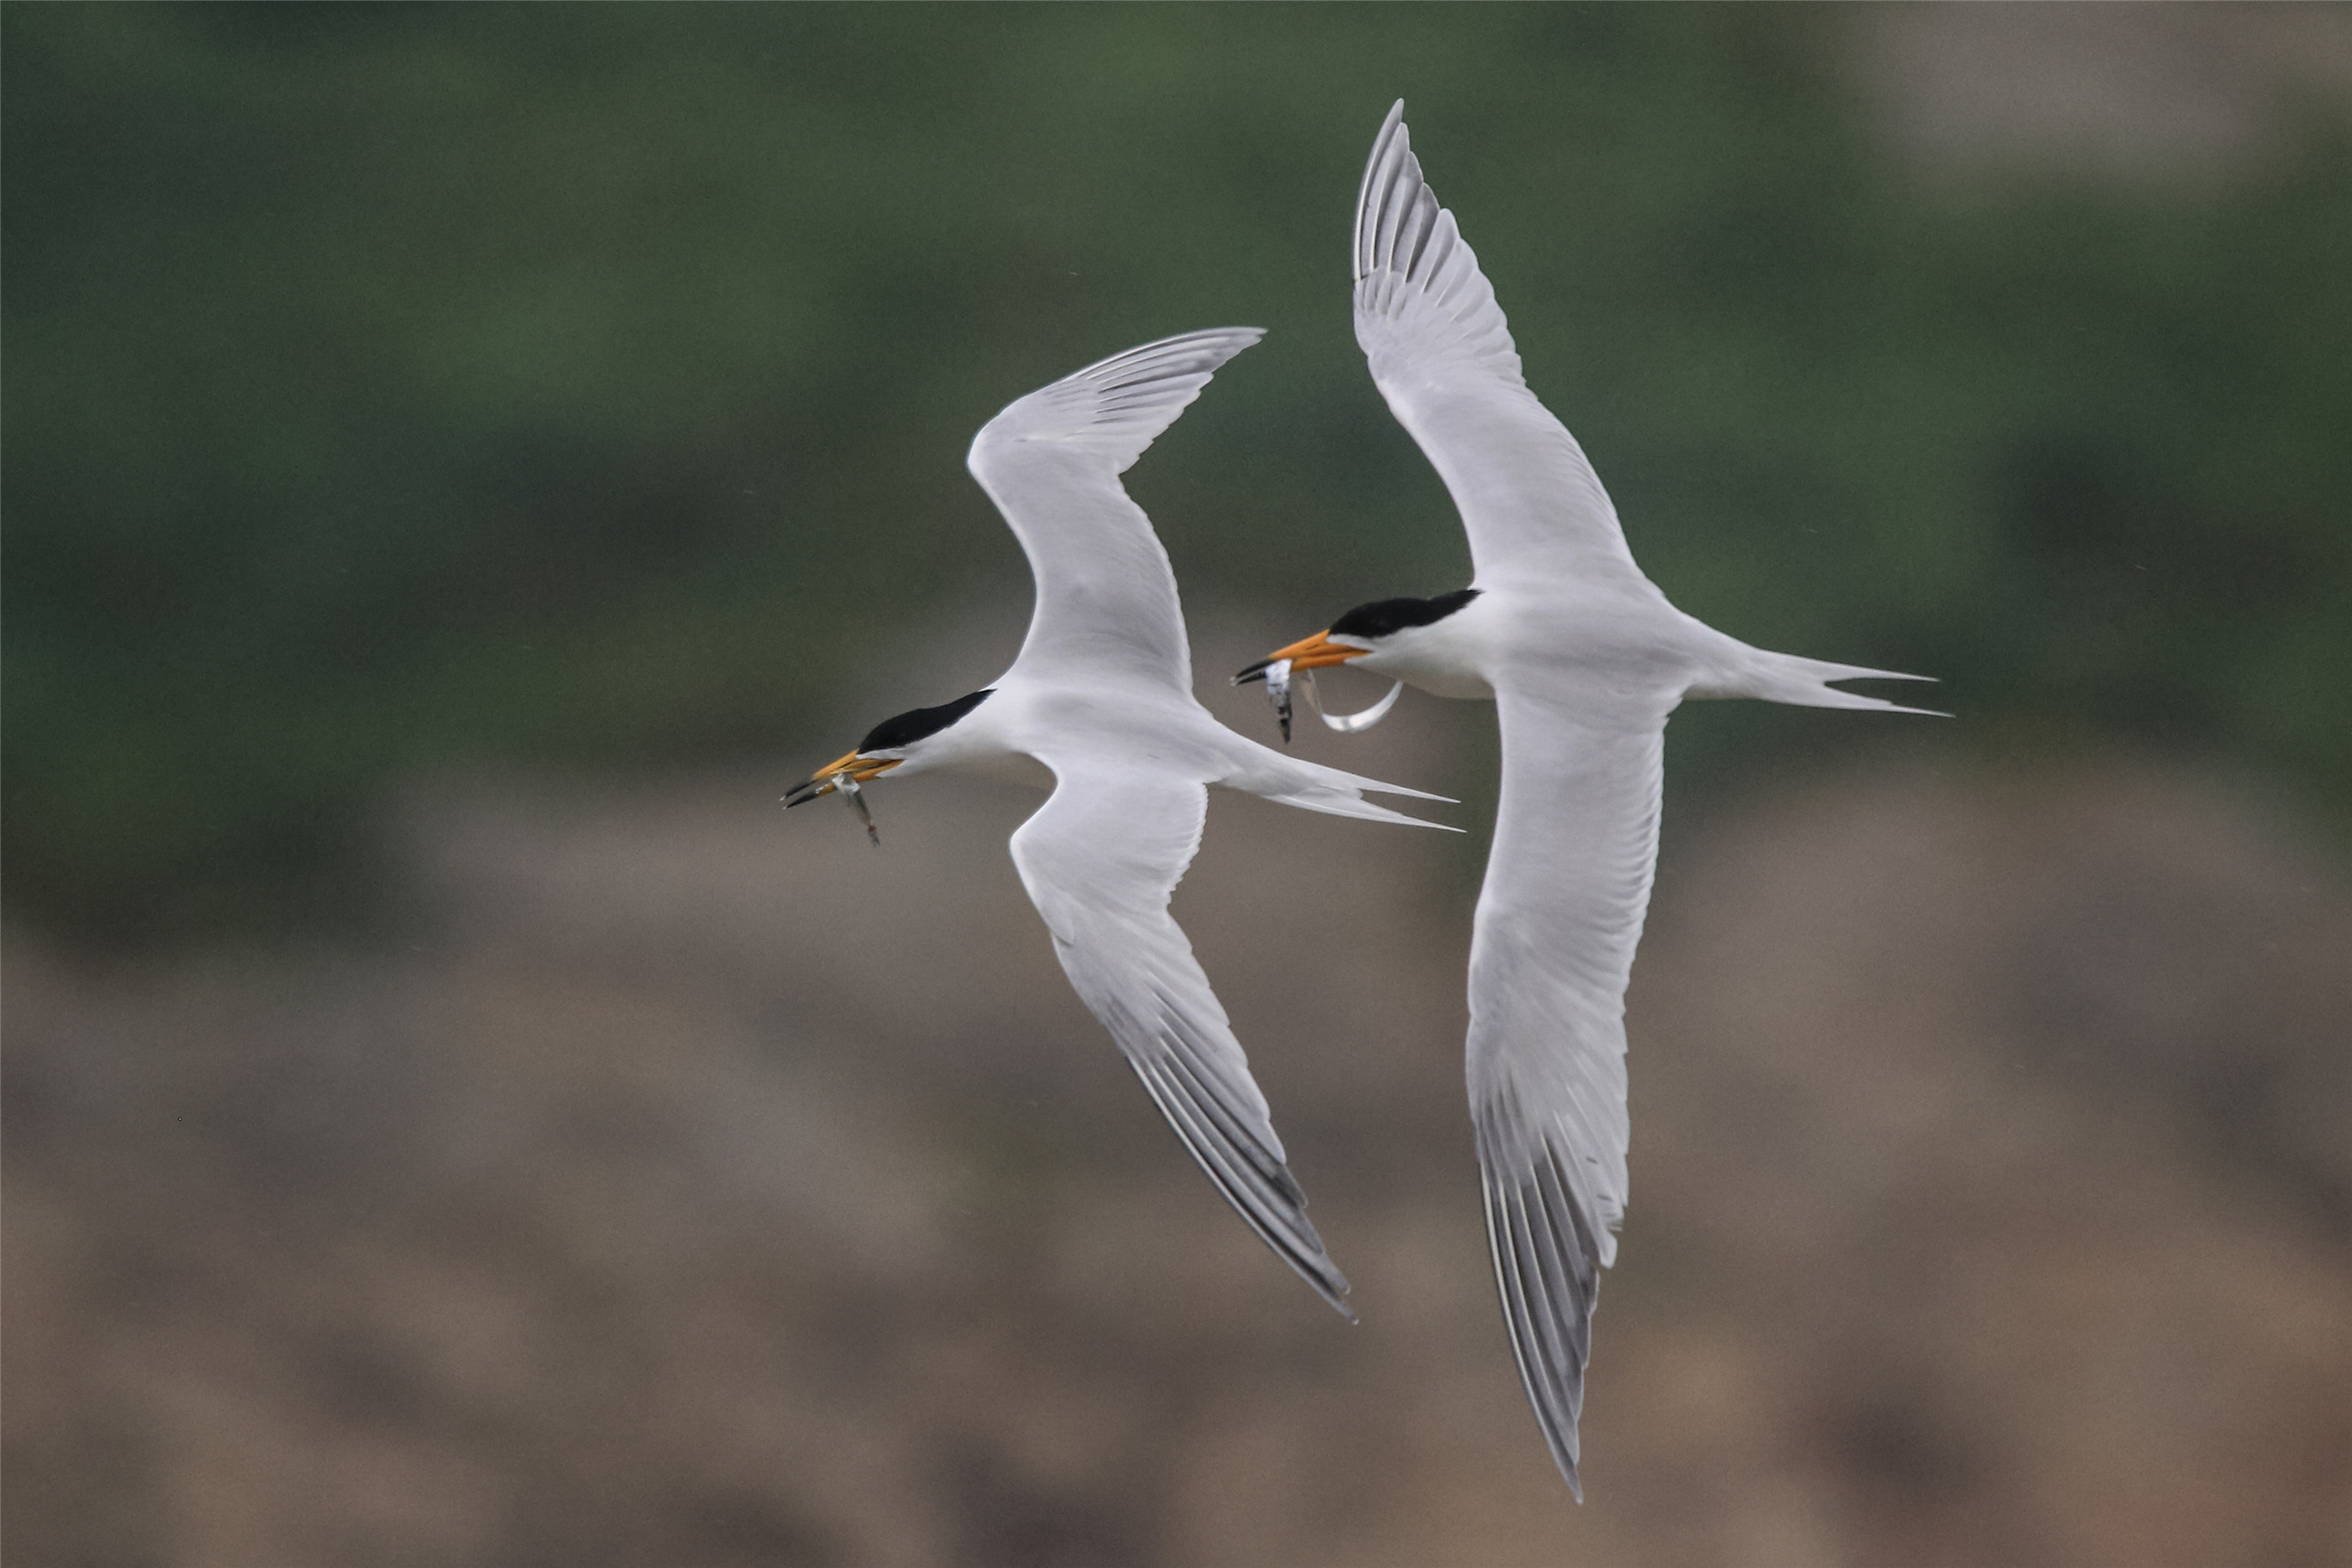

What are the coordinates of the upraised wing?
(1009, 754, 1355, 1318)
(1467, 677, 1675, 1498)
(1354, 103, 1654, 593)
(968, 328, 1263, 694)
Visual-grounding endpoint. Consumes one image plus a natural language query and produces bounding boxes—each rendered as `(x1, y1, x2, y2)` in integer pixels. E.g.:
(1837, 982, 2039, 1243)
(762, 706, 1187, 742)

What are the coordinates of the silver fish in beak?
(837, 772, 879, 846)
(784, 751, 901, 845)
(1232, 656, 1295, 742)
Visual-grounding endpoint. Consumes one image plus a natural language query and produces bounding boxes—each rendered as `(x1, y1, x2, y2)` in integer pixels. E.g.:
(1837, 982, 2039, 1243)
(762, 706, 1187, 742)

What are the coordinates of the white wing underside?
(968, 328, 1264, 693)
(1469, 678, 1670, 1498)
(1010, 758, 1354, 1316)
(966, 331, 1364, 1314)
(1353, 103, 1937, 1496)
(1355, 100, 1686, 1496)
(1354, 103, 1657, 596)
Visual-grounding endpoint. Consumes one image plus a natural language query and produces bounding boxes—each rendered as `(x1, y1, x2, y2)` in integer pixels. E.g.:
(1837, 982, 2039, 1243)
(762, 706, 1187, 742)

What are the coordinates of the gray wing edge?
(1100, 983, 1363, 1326)
(1352, 101, 1524, 387)
(1477, 1089, 1604, 1502)
(971, 327, 1266, 479)
(1013, 764, 1353, 1320)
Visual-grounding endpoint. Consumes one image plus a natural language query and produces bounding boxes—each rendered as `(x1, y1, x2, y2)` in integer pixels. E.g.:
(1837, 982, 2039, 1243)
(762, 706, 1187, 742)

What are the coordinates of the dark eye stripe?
(1329, 588, 1479, 640)
(858, 689, 994, 753)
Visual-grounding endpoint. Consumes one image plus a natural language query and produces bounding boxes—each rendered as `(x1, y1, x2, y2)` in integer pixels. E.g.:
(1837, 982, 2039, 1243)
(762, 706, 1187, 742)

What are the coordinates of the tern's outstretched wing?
(1009, 754, 1353, 1318)
(968, 328, 1262, 694)
(1354, 103, 1655, 593)
(1467, 678, 1675, 1498)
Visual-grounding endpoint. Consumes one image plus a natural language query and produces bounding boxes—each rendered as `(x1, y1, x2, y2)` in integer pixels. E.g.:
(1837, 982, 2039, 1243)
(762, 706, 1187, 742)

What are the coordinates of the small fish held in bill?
(1301, 668, 1406, 734)
(1259, 658, 1295, 741)
(1234, 654, 1404, 738)
(836, 772, 880, 846)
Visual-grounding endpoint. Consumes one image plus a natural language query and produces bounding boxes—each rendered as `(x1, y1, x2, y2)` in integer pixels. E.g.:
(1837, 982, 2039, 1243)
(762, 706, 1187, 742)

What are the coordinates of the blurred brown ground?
(8, 677, 2349, 1565)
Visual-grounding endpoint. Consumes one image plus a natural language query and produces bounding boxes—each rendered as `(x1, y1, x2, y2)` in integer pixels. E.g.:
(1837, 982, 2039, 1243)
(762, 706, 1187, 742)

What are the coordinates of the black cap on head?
(1329, 589, 1479, 640)
(857, 689, 994, 754)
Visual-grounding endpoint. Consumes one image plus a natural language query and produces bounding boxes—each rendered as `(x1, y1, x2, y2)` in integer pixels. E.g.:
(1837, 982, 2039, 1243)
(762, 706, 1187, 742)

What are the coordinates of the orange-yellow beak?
(782, 750, 903, 807)
(1234, 629, 1370, 685)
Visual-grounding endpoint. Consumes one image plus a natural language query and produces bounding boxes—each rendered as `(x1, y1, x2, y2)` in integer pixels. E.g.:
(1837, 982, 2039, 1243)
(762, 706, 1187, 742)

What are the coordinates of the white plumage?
(790, 329, 1452, 1319)
(1245, 105, 1938, 1496)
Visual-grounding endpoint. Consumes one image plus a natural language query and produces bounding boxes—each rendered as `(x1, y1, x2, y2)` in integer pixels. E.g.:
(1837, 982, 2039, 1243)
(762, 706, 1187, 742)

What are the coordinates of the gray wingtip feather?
(1351, 105, 1526, 389)
(1127, 1055, 1357, 1321)
(1355, 102, 1409, 269)
(1480, 1125, 1605, 1501)
(971, 327, 1268, 481)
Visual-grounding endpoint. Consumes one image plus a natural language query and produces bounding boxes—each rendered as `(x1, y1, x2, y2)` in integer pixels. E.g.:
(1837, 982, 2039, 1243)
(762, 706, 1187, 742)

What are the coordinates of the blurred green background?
(9, 3, 2347, 942)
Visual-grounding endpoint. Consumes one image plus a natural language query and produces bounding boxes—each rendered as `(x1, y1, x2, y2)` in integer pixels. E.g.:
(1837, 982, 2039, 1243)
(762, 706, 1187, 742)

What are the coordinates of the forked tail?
(1717, 648, 1947, 717)
(1222, 742, 1461, 830)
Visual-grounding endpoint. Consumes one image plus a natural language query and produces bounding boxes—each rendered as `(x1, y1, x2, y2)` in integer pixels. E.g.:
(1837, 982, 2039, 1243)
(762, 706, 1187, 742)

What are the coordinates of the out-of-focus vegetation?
(6, 5, 2348, 940)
